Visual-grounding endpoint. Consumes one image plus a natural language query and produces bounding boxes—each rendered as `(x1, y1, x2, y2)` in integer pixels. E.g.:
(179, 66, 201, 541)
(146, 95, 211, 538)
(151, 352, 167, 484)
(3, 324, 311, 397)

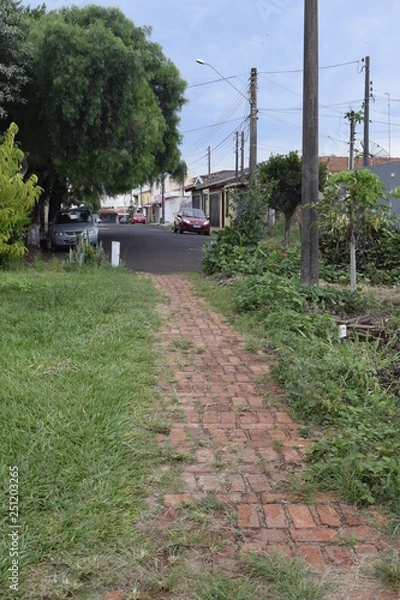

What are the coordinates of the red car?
(173, 208, 210, 235)
(132, 212, 146, 224)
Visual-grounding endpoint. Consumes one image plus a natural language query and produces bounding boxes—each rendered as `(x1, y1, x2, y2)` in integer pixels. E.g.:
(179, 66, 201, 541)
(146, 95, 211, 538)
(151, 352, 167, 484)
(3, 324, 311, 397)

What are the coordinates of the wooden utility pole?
(249, 67, 258, 178)
(301, 0, 319, 286)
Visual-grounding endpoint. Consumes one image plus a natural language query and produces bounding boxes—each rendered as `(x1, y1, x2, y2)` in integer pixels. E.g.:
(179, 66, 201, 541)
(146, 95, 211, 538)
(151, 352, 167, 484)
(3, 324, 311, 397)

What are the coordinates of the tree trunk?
(284, 214, 291, 247)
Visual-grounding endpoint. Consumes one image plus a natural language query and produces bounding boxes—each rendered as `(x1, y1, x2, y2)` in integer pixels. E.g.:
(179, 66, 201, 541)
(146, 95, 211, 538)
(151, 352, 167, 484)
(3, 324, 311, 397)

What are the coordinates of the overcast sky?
(22, 0, 400, 177)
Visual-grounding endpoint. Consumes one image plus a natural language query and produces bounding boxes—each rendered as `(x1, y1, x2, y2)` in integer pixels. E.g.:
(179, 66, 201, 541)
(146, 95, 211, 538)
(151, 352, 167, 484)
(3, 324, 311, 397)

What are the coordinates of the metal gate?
(209, 192, 220, 227)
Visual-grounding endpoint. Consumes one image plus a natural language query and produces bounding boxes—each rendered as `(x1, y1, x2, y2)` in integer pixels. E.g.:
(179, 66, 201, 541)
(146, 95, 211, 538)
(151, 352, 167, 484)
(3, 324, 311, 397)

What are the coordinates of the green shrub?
(320, 224, 400, 285)
(64, 237, 109, 270)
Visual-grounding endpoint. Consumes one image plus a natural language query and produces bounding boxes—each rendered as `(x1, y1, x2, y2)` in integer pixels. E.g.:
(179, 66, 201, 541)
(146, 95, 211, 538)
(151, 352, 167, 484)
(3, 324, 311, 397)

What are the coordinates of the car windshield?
(55, 210, 93, 224)
(182, 209, 206, 218)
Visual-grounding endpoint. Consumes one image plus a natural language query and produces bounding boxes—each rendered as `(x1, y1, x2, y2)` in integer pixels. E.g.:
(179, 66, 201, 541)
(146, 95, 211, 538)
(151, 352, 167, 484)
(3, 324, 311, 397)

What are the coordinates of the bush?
(202, 180, 271, 275)
(320, 224, 400, 285)
(64, 237, 109, 270)
(0, 123, 42, 266)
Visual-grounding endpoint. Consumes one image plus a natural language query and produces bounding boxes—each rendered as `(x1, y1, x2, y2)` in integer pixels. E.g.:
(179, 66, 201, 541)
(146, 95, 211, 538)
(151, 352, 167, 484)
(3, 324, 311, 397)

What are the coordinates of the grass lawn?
(0, 265, 163, 598)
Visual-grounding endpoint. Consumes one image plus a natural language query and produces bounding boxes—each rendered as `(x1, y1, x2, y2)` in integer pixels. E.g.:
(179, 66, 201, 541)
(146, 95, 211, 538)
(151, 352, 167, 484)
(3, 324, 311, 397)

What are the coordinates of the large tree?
(0, 0, 30, 120)
(10, 5, 186, 223)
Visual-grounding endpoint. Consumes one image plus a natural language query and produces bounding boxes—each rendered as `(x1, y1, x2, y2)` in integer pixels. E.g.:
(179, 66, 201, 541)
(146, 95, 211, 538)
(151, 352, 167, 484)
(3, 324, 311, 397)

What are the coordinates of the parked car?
(50, 208, 99, 249)
(132, 212, 146, 224)
(173, 208, 210, 235)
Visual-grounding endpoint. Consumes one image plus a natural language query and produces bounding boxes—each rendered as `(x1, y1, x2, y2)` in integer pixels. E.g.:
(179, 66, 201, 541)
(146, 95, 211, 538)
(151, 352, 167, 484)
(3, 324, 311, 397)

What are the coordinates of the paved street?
(99, 223, 211, 274)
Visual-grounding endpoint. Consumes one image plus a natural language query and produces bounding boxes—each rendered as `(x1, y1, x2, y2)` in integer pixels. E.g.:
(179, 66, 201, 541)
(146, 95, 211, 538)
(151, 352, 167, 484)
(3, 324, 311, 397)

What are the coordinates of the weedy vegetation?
(199, 209, 400, 515)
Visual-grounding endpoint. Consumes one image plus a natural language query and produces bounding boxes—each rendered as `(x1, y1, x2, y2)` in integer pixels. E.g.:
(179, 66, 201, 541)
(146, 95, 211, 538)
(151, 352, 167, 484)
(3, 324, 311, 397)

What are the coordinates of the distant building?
(186, 169, 250, 229)
(368, 160, 400, 216)
(319, 155, 400, 174)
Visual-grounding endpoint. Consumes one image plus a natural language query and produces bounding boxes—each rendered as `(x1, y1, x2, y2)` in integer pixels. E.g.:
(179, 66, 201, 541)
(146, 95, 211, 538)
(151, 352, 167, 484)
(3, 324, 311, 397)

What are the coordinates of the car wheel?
(179, 226, 184, 234)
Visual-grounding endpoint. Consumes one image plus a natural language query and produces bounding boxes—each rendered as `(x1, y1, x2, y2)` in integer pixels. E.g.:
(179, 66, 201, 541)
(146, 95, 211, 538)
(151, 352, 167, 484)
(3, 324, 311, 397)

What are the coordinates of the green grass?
(371, 550, 400, 593)
(247, 550, 330, 599)
(193, 551, 329, 600)
(193, 574, 261, 600)
(0, 265, 162, 598)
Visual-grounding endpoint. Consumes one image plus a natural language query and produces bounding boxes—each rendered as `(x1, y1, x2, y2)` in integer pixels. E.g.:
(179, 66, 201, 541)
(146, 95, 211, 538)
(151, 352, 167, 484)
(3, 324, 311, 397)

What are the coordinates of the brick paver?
(150, 273, 398, 600)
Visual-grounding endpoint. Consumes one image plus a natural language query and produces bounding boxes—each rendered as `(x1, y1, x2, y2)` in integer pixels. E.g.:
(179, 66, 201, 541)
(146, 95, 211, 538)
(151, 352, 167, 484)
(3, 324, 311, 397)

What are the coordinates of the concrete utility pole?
(363, 55, 371, 167)
(385, 91, 391, 158)
(241, 131, 245, 179)
(235, 131, 239, 178)
(301, 0, 319, 286)
(249, 67, 258, 178)
(349, 110, 356, 170)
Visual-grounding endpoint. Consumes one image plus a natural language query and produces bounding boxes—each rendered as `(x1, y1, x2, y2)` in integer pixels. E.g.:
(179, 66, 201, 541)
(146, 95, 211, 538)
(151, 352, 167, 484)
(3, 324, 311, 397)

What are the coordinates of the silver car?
(50, 208, 99, 249)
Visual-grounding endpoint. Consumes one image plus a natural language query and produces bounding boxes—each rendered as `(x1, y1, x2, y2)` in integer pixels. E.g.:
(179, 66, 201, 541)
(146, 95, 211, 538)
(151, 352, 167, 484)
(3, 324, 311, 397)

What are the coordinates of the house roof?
(186, 157, 400, 194)
(320, 155, 400, 173)
(187, 169, 250, 192)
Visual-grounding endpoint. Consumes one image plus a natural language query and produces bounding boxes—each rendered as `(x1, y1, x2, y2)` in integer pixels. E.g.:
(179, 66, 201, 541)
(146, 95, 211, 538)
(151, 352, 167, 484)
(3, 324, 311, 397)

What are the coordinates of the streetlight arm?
(196, 58, 248, 102)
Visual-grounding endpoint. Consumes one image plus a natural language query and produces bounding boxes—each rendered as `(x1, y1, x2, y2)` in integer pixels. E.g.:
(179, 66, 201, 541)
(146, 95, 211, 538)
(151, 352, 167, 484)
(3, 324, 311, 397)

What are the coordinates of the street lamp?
(196, 59, 258, 177)
(196, 58, 248, 101)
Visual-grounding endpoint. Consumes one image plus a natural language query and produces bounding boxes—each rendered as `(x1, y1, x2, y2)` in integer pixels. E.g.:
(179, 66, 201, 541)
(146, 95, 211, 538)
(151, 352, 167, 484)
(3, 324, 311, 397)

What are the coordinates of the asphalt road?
(99, 223, 213, 274)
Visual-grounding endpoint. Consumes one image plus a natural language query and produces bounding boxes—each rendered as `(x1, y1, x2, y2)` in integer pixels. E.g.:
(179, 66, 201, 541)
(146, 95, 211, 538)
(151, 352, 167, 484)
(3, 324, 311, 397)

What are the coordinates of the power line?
(187, 59, 360, 88)
(182, 117, 243, 135)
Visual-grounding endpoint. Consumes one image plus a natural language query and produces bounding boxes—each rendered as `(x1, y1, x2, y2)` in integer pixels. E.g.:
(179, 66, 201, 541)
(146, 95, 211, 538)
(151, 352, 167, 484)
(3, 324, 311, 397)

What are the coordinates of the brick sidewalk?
(150, 273, 398, 600)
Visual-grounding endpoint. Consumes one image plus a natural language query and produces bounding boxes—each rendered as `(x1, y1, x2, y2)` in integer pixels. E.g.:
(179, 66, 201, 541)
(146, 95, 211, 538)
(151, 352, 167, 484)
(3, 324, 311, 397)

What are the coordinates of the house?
(187, 169, 250, 229)
(368, 160, 400, 216)
(152, 190, 191, 224)
(319, 155, 400, 174)
(319, 155, 400, 215)
(99, 191, 137, 223)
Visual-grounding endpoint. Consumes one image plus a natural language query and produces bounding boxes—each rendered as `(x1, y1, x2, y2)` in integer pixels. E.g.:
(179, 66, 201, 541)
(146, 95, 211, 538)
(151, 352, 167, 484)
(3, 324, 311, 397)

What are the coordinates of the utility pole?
(385, 91, 391, 158)
(349, 110, 356, 170)
(363, 55, 371, 167)
(161, 176, 165, 224)
(249, 67, 258, 178)
(235, 131, 239, 178)
(240, 131, 245, 179)
(207, 146, 211, 175)
(301, 0, 319, 286)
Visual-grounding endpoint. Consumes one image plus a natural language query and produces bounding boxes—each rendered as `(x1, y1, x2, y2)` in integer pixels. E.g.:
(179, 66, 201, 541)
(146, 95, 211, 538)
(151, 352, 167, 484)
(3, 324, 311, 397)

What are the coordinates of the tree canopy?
(8, 4, 186, 214)
(0, 0, 30, 119)
(316, 168, 389, 291)
(257, 151, 327, 246)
